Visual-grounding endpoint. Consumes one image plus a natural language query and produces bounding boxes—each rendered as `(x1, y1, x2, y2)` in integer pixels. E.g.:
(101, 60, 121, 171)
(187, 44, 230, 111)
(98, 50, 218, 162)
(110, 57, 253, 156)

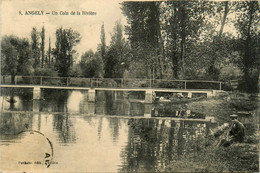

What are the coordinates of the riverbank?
(162, 91, 259, 172)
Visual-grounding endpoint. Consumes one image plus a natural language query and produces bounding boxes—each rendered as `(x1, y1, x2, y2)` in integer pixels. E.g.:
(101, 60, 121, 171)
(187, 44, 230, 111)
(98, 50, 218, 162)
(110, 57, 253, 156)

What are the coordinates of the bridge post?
(114, 91, 118, 100)
(206, 91, 213, 98)
(33, 87, 41, 100)
(33, 100, 40, 112)
(88, 102, 95, 115)
(144, 104, 152, 118)
(144, 89, 154, 103)
(40, 76, 42, 85)
(88, 89, 96, 102)
(14, 76, 17, 85)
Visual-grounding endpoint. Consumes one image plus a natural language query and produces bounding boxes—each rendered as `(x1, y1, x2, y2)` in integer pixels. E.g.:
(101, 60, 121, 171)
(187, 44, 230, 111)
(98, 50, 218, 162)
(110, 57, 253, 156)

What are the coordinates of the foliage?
(123, 62, 147, 79)
(121, 1, 259, 92)
(79, 50, 104, 78)
(1, 35, 33, 78)
(1, 36, 18, 76)
(122, 2, 164, 79)
(100, 79, 117, 87)
(104, 21, 131, 78)
(53, 27, 81, 77)
(34, 66, 58, 77)
(31, 27, 40, 69)
(40, 25, 45, 67)
(154, 80, 184, 89)
(219, 64, 242, 81)
(99, 22, 106, 62)
(234, 1, 260, 92)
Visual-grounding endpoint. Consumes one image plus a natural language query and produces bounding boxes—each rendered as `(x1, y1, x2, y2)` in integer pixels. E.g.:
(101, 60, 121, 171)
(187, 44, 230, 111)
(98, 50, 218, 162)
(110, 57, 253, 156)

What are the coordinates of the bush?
(154, 81, 184, 89)
(100, 79, 117, 87)
(34, 67, 58, 77)
(186, 82, 220, 90)
(237, 70, 259, 93)
(219, 64, 242, 82)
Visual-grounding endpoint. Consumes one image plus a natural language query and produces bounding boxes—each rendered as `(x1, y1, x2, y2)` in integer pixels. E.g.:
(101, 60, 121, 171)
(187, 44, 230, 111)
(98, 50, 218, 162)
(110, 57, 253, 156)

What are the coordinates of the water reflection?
(119, 119, 210, 172)
(1, 112, 33, 135)
(0, 88, 257, 172)
(53, 114, 76, 144)
(1, 111, 213, 172)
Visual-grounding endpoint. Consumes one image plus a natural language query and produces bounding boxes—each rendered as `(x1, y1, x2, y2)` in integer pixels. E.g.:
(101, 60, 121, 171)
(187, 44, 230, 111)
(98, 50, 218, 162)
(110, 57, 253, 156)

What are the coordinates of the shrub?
(154, 81, 184, 89)
(34, 67, 58, 77)
(100, 79, 117, 87)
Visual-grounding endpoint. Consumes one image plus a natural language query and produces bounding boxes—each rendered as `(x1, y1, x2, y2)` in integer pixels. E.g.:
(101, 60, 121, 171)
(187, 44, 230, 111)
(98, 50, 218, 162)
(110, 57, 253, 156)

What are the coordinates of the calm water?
(0, 88, 255, 172)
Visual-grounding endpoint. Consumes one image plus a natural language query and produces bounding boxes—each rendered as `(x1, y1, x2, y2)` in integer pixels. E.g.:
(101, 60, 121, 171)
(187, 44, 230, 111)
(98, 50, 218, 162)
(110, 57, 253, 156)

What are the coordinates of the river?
(0, 88, 257, 172)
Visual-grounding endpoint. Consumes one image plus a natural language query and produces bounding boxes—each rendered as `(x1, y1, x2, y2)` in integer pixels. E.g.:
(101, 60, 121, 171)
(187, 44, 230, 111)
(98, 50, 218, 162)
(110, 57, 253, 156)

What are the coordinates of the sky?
(1, 0, 127, 60)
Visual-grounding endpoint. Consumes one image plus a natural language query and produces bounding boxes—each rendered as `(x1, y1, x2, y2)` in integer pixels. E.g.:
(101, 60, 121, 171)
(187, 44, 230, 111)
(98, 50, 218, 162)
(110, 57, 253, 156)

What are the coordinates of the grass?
(161, 91, 259, 172)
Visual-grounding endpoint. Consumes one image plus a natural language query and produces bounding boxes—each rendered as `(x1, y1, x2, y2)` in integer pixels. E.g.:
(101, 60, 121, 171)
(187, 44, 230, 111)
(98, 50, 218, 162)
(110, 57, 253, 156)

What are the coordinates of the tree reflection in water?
(53, 113, 76, 144)
(119, 119, 209, 172)
(0, 112, 33, 138)
(41, 89, 70, 113)
(1, 88, 33, 111)
(108, 118, 121, 142)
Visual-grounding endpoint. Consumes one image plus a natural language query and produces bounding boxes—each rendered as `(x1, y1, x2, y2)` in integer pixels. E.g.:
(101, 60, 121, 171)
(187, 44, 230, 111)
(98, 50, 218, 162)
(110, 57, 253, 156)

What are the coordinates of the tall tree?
(1, 36, 32, 82)
(219, 1, 230, 37)
(41, 25, 45, 67)
(1, 36, 18, 83)
(53, 27, 81, 77)
(235, 1, 259, 92)
(207, 1, 231, 80)
(122, 2, 164, 79)
(31, 27, 40, 69)
(48, 37, 51, 65)
(104, 21, 130, 78)
(162, 1, 207, 79)
(100, 22, 106, 62)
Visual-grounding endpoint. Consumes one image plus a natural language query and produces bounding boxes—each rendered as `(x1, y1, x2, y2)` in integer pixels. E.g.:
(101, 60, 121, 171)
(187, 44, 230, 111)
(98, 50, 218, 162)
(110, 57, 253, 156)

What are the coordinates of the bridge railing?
(1, 75, 223, 90)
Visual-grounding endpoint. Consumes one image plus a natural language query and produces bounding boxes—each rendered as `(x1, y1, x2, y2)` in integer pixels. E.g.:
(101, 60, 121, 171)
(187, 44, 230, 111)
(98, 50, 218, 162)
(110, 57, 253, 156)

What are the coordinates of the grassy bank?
(162, 91, 259, 172)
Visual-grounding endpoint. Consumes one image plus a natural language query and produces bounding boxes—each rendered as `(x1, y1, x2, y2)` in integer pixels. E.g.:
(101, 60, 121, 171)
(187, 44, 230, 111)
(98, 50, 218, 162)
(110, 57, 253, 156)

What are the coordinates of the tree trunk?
(172, 50, 179, 79)
(180, 3, 187, 78)
(155, 2, 165, 79)
(208, 1, 229, 80)
(219, 1, 229, 37)
(11, 75, 15, 84)
(243, 2, 254, 92)
(180, 34, 186, 78)
(171, 5, 179, 79)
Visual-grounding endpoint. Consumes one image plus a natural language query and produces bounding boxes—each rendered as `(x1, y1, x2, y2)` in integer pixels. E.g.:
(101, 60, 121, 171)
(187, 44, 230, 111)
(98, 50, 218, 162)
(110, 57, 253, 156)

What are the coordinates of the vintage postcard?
(0, 0, 259, 172)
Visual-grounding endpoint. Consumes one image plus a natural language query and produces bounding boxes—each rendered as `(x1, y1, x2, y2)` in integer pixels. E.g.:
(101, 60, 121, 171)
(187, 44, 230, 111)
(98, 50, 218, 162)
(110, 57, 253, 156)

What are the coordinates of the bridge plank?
(0, 85, 215, 94)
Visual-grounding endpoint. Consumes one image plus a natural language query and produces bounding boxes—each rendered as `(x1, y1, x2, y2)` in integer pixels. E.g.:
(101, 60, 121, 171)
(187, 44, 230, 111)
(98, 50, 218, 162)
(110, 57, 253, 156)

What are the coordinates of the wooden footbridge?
(1, 75, 224, 103)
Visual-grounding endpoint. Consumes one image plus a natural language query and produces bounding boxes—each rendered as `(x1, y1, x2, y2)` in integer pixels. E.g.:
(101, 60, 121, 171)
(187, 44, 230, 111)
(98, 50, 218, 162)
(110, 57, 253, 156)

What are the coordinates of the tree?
(207, 1, 232, 80)
(31, 27, 40, 69)
(47, 37, 51, 65)
(53, 27, 81, 77)
(235, 1, 260, 92)
(41, 25, 45, 67)
(79, 50, 103, 78)
(99, 22, 106, 62)
(122, 2, 164, 79)
(1, 36, 18, 82)
(104, 21, 131, 78)
(1, 35, 33, 82)
(162, 1, 209, 79)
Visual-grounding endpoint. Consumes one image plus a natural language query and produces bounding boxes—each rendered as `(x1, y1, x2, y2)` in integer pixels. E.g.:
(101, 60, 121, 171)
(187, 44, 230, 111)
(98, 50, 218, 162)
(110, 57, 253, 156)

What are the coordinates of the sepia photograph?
(0, 0, 259, 172)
